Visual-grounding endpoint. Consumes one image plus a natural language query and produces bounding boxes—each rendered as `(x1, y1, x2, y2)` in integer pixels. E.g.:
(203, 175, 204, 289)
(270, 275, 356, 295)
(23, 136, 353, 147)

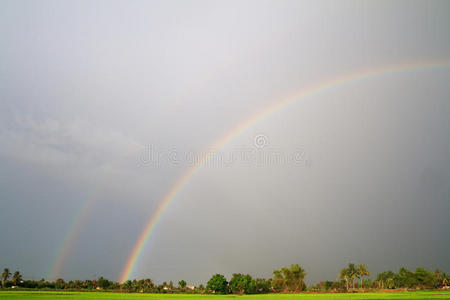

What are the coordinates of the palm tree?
(339, 267, 350, 291)
(358, 264, 370, 289)
(386, 277, 394, 289)
(376, 271, 395, 289)
(290, 264, 306, 291)
(1, 268, 11, 288)
(375, 272, 383, 289)
(12, 271, 22, 286)
(442, 273, 448, 287)
(347, 263, 358, 290)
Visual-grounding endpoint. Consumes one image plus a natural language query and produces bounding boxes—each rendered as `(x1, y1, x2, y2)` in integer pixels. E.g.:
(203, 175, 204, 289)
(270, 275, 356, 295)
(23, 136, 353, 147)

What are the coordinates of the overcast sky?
(1, 0, 449, 284)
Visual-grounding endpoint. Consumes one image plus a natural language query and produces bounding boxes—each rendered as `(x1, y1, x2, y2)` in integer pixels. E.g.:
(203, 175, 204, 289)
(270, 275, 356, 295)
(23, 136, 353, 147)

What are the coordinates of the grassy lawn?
(0, 291, 449, 300)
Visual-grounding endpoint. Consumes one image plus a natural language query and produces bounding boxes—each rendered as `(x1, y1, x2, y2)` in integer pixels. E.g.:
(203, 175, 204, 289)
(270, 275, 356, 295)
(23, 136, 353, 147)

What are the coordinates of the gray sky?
(1, 0, 449, 285)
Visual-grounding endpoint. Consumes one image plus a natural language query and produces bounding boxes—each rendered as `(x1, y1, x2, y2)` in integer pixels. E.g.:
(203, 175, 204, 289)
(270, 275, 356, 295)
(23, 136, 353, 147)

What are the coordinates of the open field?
(1, 291, 450, 300)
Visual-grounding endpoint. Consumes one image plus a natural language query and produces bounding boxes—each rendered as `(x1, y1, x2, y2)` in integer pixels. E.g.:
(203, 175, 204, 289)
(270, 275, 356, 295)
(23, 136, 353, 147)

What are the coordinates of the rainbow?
(48, 199, 94, 279)
(119, 59, 450, 282)
(48, 183, 107, 280)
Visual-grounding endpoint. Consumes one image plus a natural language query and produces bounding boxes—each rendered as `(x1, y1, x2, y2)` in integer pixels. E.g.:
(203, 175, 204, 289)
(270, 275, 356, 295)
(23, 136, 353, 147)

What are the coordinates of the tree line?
(311, 263, 449, 292)
(1, 263, 449, 294)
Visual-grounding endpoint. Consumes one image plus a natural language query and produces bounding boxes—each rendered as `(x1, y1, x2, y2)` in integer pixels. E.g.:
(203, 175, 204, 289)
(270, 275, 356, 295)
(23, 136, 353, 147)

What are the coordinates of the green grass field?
(1, 291, 450, 300)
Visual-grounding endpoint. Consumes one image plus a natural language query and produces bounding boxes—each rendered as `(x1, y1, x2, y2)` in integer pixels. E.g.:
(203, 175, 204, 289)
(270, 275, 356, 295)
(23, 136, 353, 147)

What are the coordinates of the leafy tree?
(73, 280, 82, 289)
(323, 281, 333, 291)
(83, 279, 93, 289)
(273, 264, 306, 292)
(55, 278, 65, 289)
(415, 267, 437, 288)
(143, 278, 154, 292)
(248, 278, 271, 294)
(229, 273, 252, 294)
(131, 279, 144, 292)
(395, 267, 416, 288)
(272, 270, 284, 292)
(178, 280, 187, 290)
(207, 274, 228, 294)
(331, 280, 346, 291)
(2, 268, 11, 288)
(197, 284, 205, 292)
(121, 280, 132, 291)
(358, 264, 370, 289)
(376, 270, 395, 289)
(37, 278, 46, 289)
(12, 271, 22, 286)
(97, 277, 111, 289)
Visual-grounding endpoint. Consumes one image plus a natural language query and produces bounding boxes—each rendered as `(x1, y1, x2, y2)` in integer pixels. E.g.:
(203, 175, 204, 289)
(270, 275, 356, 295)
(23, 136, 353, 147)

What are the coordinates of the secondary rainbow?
(119, 59, 450, 282)
(48, 197, 95, 280)
(48, 180, 109, 280)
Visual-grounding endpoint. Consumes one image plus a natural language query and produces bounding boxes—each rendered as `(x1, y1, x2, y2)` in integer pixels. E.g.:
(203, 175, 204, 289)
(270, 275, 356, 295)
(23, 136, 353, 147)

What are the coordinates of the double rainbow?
(47, 60, 450, 281)
(119, 59, 450, 282)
